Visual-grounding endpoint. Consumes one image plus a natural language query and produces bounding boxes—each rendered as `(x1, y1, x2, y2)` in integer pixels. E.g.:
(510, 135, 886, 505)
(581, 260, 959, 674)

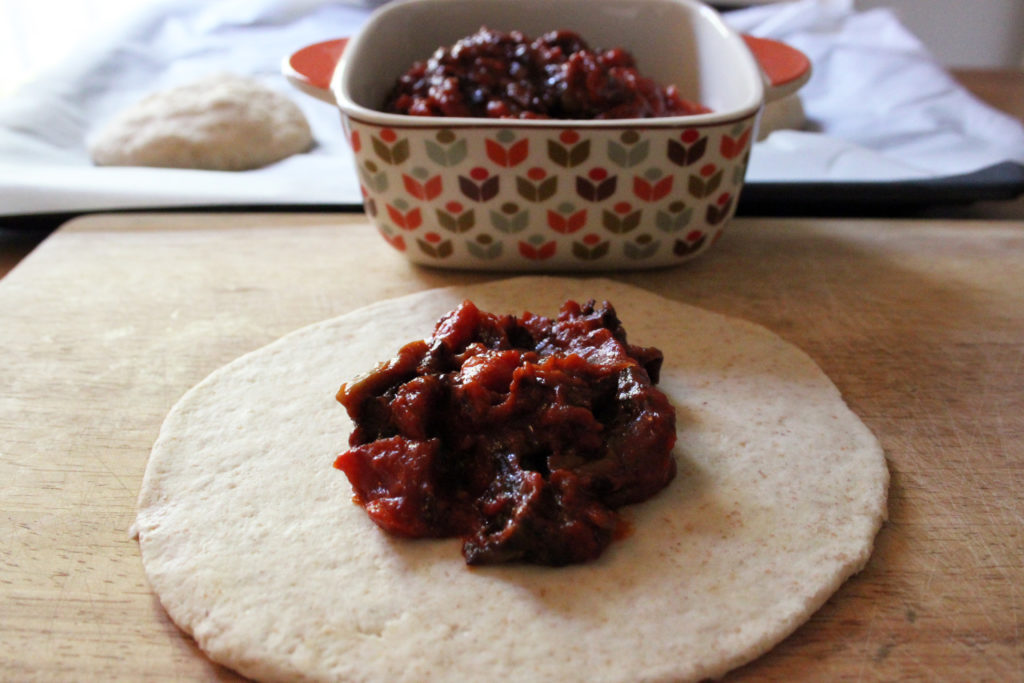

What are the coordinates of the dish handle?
(282, 35, 811, 107)
(743, 35, 812, 102)
(283, 38, 348, 105)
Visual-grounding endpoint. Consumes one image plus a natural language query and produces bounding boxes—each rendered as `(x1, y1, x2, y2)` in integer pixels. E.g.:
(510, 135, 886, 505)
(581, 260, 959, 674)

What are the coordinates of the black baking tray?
(737, 161, 1024, 216)
(2, 162, 1022, 231)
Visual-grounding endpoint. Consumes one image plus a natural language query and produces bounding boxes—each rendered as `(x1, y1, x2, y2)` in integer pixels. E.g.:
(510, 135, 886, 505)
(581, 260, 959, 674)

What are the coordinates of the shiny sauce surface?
(335, 299, 677, 566)
(383, 27, 709, 119)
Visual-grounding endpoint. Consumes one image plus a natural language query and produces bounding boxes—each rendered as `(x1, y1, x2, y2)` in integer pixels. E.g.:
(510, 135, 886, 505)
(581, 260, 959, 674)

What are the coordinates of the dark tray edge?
(736, 161, 1024, 216)
(2, 162, 1022, 230)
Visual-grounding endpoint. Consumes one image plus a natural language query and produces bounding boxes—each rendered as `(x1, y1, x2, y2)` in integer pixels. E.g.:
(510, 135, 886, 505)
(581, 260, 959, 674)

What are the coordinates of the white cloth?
(729, 0, 1024, 182)
(0, 0, 1021, 215)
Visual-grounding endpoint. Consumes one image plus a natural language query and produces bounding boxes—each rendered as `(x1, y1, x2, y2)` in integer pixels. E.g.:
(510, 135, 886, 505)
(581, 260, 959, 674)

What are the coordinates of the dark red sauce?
(383, 27, 710, 119)
(334, 299, 677, 566)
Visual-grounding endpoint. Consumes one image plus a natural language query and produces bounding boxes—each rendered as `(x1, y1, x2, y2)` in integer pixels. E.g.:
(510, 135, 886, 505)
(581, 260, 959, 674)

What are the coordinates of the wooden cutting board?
(2, 212, 1022, 680)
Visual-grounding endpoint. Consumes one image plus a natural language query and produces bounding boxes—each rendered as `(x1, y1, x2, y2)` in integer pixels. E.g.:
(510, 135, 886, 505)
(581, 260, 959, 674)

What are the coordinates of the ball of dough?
(89, 73, 313, 171)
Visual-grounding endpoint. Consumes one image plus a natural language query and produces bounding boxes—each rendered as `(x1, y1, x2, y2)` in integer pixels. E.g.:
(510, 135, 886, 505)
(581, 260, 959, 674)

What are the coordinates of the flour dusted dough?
(89, 73, 312, 170)
(135, 277, 888, 682)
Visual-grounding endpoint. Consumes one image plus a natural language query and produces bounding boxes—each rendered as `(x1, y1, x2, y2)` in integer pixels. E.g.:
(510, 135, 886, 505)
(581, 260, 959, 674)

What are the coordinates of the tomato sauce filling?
(334, 299, 677, 565)
(383, 27, 710, 119)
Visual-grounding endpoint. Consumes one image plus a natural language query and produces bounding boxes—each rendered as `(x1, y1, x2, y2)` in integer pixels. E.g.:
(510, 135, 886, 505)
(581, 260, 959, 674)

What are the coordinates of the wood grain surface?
(1, 213, 1022, 681)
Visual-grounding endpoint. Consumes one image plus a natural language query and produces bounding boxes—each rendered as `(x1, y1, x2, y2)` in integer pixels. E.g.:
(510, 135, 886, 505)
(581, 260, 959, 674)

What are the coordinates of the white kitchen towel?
(0, 0, 1021, 215)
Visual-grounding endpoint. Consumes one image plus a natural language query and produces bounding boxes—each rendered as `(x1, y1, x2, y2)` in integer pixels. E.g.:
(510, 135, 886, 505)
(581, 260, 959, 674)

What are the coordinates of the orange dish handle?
(742, 35, 812, 102)
(282, 37, 348, 105)
(284, 34, 810, 106)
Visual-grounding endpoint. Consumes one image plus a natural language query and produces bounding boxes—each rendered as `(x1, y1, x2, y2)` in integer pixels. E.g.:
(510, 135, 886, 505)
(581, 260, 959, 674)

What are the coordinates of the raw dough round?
(89, 73, 313, 170)
(135, 277, 887, 682)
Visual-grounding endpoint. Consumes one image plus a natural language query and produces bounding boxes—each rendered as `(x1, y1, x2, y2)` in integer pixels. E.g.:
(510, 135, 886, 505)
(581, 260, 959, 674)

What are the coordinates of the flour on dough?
(135, 277, 888, 683)
(89, 73, 313, 171)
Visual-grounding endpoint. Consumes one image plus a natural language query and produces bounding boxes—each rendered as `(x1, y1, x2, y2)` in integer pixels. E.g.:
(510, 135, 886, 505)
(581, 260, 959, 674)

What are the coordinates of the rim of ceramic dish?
(333, 0, 765, 129)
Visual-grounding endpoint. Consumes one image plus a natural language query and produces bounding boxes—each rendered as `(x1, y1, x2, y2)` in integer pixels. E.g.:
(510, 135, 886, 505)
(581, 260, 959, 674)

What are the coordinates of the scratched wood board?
(1, 213, 1021, 680)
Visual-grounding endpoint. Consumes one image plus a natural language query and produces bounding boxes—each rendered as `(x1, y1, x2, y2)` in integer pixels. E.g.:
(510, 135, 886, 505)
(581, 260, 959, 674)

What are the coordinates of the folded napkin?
(0, 0, 1021, 215)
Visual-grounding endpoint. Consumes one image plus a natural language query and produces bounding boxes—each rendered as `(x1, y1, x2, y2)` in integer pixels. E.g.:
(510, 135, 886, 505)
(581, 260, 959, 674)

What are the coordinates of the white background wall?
(855, 0, 1024, 68)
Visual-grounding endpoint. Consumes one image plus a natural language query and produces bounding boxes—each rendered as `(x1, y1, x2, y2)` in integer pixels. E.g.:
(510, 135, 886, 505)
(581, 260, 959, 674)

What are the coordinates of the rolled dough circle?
(135, 277, 887, 682)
